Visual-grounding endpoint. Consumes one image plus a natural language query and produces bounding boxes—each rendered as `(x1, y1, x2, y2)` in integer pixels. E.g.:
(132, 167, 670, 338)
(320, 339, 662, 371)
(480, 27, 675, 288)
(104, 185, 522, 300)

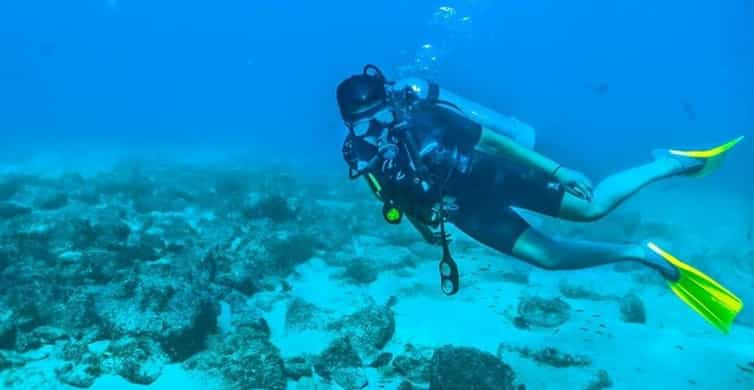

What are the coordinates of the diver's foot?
(641, 241, 681, 281)
(651, 149, 704, 176)
(652, 136, 744, 178)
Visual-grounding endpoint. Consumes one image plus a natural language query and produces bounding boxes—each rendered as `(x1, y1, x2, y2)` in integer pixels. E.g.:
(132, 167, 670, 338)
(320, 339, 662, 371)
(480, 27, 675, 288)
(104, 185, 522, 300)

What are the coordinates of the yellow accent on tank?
(646, 242, 744, 334)
(366, 173, 382, 192)
(668, 136, 744, 177)
(365, 173, 383, 200)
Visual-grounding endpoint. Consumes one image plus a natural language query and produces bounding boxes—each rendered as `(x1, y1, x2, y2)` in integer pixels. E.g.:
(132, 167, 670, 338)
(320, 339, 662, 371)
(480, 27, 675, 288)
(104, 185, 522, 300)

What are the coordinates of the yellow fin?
(668, 136, 744, 177)
(646, 242, 743, 334)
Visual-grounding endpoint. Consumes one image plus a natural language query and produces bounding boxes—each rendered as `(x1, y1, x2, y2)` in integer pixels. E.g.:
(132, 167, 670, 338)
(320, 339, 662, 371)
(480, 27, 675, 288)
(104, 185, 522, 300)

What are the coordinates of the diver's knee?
(577, 203, 610, 222)
(560, 196, 610, 222)
(512, 232, 564, 270)
(524, 250, 564, 271)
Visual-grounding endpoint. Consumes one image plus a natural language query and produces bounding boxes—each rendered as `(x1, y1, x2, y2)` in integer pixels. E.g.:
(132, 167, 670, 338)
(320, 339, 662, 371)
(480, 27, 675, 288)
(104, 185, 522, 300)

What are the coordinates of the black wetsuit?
(353, 103, 566, 255)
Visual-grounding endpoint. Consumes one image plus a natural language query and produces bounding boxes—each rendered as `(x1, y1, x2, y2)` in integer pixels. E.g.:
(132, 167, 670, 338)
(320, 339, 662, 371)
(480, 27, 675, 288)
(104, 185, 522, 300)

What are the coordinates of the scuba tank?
(389, 77, 537, 149)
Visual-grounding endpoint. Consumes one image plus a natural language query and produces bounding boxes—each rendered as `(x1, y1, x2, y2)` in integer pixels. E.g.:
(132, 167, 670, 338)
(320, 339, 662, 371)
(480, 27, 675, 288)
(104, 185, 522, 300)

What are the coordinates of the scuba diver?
(336, 64, 744, 334)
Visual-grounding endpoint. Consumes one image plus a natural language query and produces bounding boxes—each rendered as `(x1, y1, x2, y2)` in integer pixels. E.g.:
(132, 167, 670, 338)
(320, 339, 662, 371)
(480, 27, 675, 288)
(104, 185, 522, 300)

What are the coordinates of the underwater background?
(1, 0, 753, 389)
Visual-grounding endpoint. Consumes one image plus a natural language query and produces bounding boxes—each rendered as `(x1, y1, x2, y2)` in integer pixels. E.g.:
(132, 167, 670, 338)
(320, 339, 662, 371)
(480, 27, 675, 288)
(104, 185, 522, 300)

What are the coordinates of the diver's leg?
(511, 228, 744, 335)
(558, 158, 680, 222)
(558, 136, 745, 221)
(510, 228, 676, 278)
(513, 222, 743, 334)
(451, 206, 674, 276)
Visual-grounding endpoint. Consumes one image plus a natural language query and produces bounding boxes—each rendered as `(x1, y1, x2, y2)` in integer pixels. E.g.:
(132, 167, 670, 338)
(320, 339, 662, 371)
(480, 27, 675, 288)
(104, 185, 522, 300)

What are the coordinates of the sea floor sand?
(1, 163, 752, 390)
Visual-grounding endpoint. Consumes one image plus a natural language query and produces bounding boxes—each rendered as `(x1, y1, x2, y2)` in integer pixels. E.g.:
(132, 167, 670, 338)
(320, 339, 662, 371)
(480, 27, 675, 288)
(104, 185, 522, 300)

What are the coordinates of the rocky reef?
(0, 162, 521, 389)
(0, 161, 752, 389)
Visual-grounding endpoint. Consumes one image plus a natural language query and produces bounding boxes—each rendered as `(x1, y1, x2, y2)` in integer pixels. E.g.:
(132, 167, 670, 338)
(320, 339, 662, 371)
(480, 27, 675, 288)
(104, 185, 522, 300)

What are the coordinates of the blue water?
(1, 1, 753, 389)
(2, 1, 752, 174)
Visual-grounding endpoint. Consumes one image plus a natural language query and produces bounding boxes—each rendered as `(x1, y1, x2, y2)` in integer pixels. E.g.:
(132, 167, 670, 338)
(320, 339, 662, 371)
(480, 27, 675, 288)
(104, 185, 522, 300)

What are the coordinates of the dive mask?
(348, 107, 397, 137)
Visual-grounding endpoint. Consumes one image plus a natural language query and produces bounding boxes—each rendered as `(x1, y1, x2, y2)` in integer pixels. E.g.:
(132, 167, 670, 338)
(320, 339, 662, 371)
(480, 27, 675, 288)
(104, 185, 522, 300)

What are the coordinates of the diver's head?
(336, 65, 397, 138)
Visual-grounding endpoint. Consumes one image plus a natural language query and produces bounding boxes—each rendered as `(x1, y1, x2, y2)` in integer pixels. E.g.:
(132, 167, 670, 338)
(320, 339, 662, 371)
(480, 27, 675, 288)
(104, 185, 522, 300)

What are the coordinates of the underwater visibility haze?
(0, 1, 753, 389)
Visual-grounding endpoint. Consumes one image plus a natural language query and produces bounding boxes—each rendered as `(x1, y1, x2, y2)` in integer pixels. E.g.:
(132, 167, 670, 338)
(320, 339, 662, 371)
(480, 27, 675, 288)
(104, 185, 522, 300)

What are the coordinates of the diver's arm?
(477, 128, 594, 200)
(477, 127, 559, 176)
(392, 77, 593, 199)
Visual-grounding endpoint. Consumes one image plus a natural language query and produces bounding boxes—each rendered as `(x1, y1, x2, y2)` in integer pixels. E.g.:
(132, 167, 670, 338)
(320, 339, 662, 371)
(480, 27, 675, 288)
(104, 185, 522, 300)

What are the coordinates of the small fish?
(599, 324, 606, 328)
(688, 379, 697, 385)
(675, 345, 684, 351)
(579, 327, 589, 332)
(590, 82, 609, 95)
(595, 331, 604, 335)
(738, 363, 754, 373)
(592, 314, 601, 318)
(575, 309, 584, 313)
(39, 42, 57, 57)
(681, 99, 696, 120)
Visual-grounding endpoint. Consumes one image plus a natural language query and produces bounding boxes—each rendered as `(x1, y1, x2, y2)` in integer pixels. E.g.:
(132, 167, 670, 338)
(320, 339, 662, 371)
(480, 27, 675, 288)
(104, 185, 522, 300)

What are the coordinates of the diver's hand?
(554, 167, 594, 201)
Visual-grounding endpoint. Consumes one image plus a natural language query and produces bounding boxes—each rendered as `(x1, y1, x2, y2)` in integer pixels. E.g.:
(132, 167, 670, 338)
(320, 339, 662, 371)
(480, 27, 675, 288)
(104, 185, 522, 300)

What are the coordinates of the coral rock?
(104, 337, 169, 385)
(0, 203, 31, 220)
(517, 296, 571, 328)
(313, 337, 363, 381)
(392, 345, 434, 384)
(327, 303, 395, 359)
(619, 294, 646, 324)
(429, 346, 516, 390)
